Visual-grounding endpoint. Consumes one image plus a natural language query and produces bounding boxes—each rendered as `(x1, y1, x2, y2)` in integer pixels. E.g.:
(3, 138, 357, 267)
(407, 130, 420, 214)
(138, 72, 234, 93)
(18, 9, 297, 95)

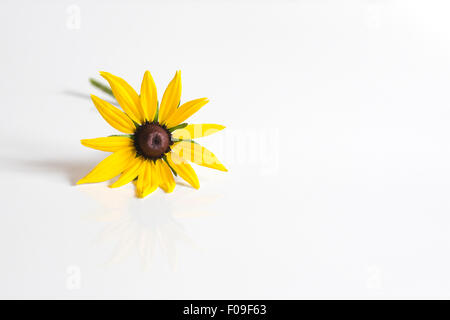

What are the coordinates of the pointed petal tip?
(212, 124, 225, 132)
(108, 183, 124, 189)
(141, 187, 157, 198)
(76, 178, 86, 185)
(99, 71, 114, 81)
(191, 178, 200, 189)
(79, 138, 93, 146)
(211, 164, 228, 172)
(160, 184, 175, 193)
(136, 190, 144, 198)
(98, 71, 110, 79)
(90, 94, 101, 104)
(80, 140, 89, 148)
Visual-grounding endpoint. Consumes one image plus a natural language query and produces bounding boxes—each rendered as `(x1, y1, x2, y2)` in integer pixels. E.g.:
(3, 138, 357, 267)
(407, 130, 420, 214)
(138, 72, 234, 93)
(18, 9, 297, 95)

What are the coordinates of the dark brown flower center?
(134, 122, 172, 159)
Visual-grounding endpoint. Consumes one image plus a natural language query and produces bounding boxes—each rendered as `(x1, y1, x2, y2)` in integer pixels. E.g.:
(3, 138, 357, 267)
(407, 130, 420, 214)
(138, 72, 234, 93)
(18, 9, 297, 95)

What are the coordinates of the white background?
(1, 0, 450, 299)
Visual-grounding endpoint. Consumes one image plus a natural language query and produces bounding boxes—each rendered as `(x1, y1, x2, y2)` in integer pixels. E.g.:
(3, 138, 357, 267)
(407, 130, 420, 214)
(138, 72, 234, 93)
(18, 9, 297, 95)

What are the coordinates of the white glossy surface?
(2, 0, 450, 299)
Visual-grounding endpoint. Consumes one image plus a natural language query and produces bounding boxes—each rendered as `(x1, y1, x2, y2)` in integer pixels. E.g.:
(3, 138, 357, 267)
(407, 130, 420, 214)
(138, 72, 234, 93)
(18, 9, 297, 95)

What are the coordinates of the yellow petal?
(100, 71, 144, 124)
(142, 161, 160, 197)
(135, 160, 160, 198)
(172, 141, 228, 172)
(91, 95, 136, 134)
(136, 161, 150, 197)
(81, 136, 133, 152)
(167, 152, 200, 189)
(77, 147, 135, 184)
(139, 71, 158, 122)
(109, 156, 144, 188)
(159, 71, 181, 124)
(172, 124, 225, 140)
(165, 98, 209, 128)
(158, 160, 175, 193)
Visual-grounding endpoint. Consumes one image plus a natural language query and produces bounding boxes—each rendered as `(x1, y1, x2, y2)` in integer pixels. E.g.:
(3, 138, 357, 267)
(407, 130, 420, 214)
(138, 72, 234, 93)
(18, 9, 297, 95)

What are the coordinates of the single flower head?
(78, 70, 227, 198)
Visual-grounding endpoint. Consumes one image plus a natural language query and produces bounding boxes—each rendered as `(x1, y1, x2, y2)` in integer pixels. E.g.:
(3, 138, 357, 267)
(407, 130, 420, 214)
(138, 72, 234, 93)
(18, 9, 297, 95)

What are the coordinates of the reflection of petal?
(174, 210, 217, 219)
(108, 228, 138, 265)
(172, 194, 223, 218)
(97, 215, 132, 242)
(94, 210, 124, 223)
(138, 231, 156, 270)
(95, 207, 194, 269)
(79, 185, 219, 269)
(159, 231, 177, 269)
(78, 183, 131, 212)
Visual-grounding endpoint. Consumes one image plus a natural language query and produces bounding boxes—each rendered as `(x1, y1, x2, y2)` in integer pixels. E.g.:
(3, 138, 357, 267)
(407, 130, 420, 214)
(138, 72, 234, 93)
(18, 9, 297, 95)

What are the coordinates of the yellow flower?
(77, 71, 227, 198)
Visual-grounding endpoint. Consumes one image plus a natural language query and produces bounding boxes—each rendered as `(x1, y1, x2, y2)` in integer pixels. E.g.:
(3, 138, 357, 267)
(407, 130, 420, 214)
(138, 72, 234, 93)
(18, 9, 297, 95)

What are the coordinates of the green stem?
(163, 155, 177, 176)
(89, 78, 114, 97)
(108, 134, 133, 138)
(153, 101, 160, 122)
(168, 123, 188, 132)
(172, 138, 198, 144)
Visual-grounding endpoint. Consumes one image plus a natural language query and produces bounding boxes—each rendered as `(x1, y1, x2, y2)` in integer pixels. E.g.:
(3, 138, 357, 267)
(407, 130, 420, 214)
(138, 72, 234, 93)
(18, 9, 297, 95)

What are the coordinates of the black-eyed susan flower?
(77, 71, 227, 198)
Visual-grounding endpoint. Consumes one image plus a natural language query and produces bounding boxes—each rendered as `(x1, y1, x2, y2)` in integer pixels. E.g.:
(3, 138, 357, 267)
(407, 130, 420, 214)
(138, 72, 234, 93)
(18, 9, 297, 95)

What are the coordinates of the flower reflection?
(78, 183, 220, 270)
